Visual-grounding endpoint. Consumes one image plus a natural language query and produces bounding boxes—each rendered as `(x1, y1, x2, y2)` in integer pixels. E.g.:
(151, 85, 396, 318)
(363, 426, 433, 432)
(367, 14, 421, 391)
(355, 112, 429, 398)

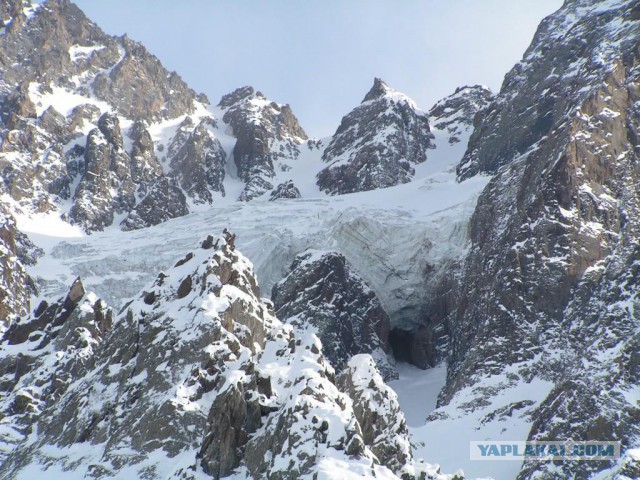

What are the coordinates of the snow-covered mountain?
(424, 0, 640, 479)
(427, 85, 492, 146)
(317, 78, 434, 195)
(0, 233, 455, 480)
(1, 0, 639, 479)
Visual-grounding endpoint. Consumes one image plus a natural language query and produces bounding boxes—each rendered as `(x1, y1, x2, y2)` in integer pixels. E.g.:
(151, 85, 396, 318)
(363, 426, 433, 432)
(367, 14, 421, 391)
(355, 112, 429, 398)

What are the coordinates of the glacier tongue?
(24, 169, 488, 330)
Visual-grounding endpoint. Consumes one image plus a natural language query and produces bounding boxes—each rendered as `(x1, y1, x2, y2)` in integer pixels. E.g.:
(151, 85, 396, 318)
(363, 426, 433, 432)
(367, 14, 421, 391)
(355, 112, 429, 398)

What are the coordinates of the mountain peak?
(218, 85, 256, 108)
(362, 77, 393, 102)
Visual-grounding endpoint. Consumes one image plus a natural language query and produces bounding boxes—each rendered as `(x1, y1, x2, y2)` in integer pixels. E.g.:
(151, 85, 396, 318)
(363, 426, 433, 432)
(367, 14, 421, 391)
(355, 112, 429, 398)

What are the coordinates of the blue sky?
(74, 0, 562, 137)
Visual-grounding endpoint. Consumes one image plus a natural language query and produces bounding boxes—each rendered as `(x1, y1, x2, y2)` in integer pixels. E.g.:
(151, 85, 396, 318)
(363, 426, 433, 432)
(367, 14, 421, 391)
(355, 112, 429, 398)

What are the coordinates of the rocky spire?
(428, 84, 493, 144)
(317, 78, 433, 195)
(272, 250, 396, 380)
(362, 77, 393, 102)
(0, 210, 32, 329)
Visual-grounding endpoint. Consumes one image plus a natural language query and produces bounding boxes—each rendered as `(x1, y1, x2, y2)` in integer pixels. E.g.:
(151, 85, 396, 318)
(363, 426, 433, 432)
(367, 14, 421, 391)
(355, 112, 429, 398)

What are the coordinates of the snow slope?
(20, 124, 487, 332)
(13, 99, 493, 479)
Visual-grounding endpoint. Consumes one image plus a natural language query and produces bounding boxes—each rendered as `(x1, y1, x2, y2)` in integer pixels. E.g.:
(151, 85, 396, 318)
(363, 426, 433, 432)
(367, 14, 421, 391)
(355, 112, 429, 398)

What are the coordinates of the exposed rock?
(199, 380, 261, 477)
(272, 250, 396, 380)
(0, 0, 24, 29)
(428, 85, 493, 144)
(128, 120, 163, 184)
(3, 277, 86, 346)
(317, 78, 433, 195)
(70, 113, 135, 232)
(38, 106, 67, 140)
(238, 173, 273, 202)
(389, 326, 436, 369)
(0, 235, 444, 479)
(219, 86, 307, 201)
(92, 35, 197, 121)
(269, 180, 301, 201)
(0, 210, 32, 330)
(0, 0, 122, 100)
(168, 118, 226, 204)
(2, 82, 36, 129)
(67, 104, 102, 133)
(0, 120, 70, 209)
(337, 354, 412, 475)
(0, 0, 205, 233)
(428, 1, 640, 478)
(0, 278, 112, 462)
(121, 177, 189, 231)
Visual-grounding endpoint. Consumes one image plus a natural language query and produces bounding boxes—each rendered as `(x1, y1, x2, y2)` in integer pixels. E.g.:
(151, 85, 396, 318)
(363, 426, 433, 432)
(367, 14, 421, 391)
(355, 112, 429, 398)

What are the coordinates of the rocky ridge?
(0, 277, 112, 463)
(427, 0, 640, 477)
(0, 0, 314, 237)
(219, 86, 308, 201)
(317, 78, 434, 195)
(272, 250, 396, 380)
(428, 85, 493, 145)
(0, 233, 457, 479)
(0, 210, 33, 330)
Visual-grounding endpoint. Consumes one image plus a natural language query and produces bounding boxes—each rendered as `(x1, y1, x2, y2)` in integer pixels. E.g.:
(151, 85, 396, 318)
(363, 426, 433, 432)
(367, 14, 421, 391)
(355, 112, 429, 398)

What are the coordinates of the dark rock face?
(389, 326, 436, 369)
(457, 0, 639, 180)
(0, 210, 32, 329)
(70, 113, 136, 231)
(121, 177, 189, 231)
(199, 380, 261, 477)
(92, 36, 197, 121)
(317, 78, 433, 195)
(337, 355, 412, 476)
(38, 106, 67, 139)
(428, 85, 493, 144)
(272, 250, 396, 380)
(129, 120, 163, 184)
(433, 1, 640, 478)
(219, 86, 308, 201)
(0, 278, 112, 463)
(0, 235, 428, 479)
(269, 180, 301, 201)
(168, 117, 226, 204)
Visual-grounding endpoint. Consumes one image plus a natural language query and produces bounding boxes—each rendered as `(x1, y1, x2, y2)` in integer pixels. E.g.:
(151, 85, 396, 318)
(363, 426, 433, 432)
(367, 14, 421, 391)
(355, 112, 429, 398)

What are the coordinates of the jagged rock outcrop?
(268, 180, 301, 201)
(0, 0, 207, 234)
(120, 177, 189, 231)
(0, 0, 196, 122)
(0, 0, 25, 30)
(128, 120, 163, 184)
(219, 87, 308, 201)
(428, 85, 493, 144)
(272, 250, 396, 380)
(317, 78, 433, 195)
(69, 113, 136, 231)
(337, 355, 412, 476)
(0, 234, 439, 479)
(429, 1, 640, 478)
(168, 117, 226, 204)
(92, 35, 197, 121)
(0, 277, 112, 462)
(0, 211, 32, 330)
